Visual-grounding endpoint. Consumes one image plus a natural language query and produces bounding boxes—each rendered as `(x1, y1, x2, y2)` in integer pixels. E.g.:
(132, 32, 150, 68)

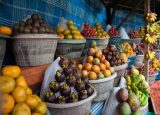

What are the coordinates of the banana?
(145, 51, 155, 60)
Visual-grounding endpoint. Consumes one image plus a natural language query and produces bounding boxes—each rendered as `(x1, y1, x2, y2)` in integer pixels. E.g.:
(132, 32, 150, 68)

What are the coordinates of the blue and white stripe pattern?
(91, 102, 105, 115)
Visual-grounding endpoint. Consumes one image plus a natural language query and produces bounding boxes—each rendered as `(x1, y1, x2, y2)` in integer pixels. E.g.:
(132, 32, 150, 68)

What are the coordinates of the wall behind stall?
(0, 0, 107, 28)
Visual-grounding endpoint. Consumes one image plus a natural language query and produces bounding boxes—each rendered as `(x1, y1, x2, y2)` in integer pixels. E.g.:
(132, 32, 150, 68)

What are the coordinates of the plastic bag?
(119, 27, 129, 39)
(57, 17, 67, 30)
(106, 24, 111, 32)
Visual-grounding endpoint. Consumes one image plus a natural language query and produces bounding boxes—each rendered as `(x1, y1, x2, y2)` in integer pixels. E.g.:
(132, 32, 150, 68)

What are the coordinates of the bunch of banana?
(147, 24, 159, 33)
(139, 27, 145, 38)
(145, 51, 155, 60)
(152, 58, 160, 70)
(145, 33, 158, 44)
(146, 12, 157, 22)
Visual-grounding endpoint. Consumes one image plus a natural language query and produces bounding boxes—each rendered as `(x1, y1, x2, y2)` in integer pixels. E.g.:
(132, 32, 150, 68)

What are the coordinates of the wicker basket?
(12, 34, 58, 67)
(89, 73, 117, 102)
(55, 39, 86, 58)
(113, 63, 128, 86)
(85, 38, 109, 50)
(0, 35, 7, 69)
(45, 89, 97, 115)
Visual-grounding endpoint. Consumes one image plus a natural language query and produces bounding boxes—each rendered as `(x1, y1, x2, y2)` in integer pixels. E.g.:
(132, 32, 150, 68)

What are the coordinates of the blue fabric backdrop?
(0, 0, 144, 31)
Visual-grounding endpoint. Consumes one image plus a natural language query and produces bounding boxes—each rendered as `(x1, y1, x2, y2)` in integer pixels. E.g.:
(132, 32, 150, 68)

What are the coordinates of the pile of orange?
(0, 65, 47, 115)
(79, 41, 115, 80)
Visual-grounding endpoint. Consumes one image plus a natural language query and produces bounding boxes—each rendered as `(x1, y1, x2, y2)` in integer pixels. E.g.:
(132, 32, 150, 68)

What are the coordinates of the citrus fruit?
(2, 66, 21, 79)
(16, 76, 28, 89)
(99, 63, 106, 71)
(26, 95, 39, 110)
(83, 63, 92, 71)
(0, 76, 16, 93)
(88, 71, 97, 80)
(87, 56, 94, 63)
(2, 94, 15, 114)
(34, 102, 47, 115)
(104, 60, 110, 69)
(34, 95, 41, 103)
(26, 87, 32, 95)
(103, 70, 111, 77)
(92, 65, 100, 74)
(12, 86, 27, 103)
(12, 103, 31, 115)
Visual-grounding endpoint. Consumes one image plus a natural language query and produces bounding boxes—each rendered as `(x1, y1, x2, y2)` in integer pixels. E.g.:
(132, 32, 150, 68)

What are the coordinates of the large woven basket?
(55, 39, 86, 59)
(12, 34, 58, 67)
(0, 35, 7, 69)
(45, 89, 97, 115)
(85, 38, 109, 50)
(89, 73, 117, 102)
(113, 63, 128, 86)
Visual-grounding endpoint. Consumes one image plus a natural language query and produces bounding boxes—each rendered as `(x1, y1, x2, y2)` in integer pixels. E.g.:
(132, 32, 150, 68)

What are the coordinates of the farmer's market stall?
(0, 0, 160, 115)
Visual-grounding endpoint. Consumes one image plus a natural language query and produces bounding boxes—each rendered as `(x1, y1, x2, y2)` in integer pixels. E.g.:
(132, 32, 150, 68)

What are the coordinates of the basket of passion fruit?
(81, 23, 110, 50)
(80, 42, 117, 102)
(40, 57, 97, 115)
(55, 20, 86, 59)
(102, 44, 128, 86)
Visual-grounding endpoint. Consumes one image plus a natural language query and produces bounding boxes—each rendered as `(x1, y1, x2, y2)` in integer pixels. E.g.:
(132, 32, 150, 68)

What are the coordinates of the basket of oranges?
(81, 41, 117, 102)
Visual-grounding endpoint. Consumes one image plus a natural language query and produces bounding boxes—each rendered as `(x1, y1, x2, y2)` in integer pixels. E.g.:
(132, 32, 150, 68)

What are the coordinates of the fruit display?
(139, 27, 145, 38)
(140, 65, 157, 75)
(146, 12, 157, 22)
(116, 88, 142, 115)
(0, 65, 47, 115)
(43, 57, 94, 103)
(81, 23, 96, 37)
(12, 13, 55, 34)
(125, 67, 149, 107)
(122, 42, 136, 56)
(56, 20, 84, 40)
(0, 26, 12, 35)
(152, 58, 160, 71)
(93, 22, 109, 38)
(102, 44, 125, 67)
(82, 41, 115, 80)
(108, 27, 119, 37)
(128, 30, 140, 39)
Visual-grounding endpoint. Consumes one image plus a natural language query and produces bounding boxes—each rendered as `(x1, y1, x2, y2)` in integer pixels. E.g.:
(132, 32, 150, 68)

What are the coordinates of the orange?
(26, 95, 39, 110)
(104, 60, 110, 69)
(0, 26, 12, 35)
(103, 70, 111, 77)
(83, 63, 92, 71)
(99, 63, 106, 71)
(34, 102, 47, 115)
(67, 20, 74, 25)
(95, 50, 102, 58)
(12, 103, 31, 115)
(26, 87, 32, 95)
(88, 71, 97, 80)
(87, 56, 94, 63)
(16, 76, 28, 89)
(82, 70, 88, 77)
(34, 95, 42, 103)
(78, 64, 83, 70)
(2, 94, 15, 114)
(12, 86, 27, 103)
(2, 65, 21, 79)
(94, 47, 99, 52)
(0, 76, 16, 93)
(92, 65, 100, 74)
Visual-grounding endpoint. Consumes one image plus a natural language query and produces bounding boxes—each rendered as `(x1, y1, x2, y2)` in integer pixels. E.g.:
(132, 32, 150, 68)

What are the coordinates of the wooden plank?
(116, 0, 144, 30)
(144, 0, 150, 82)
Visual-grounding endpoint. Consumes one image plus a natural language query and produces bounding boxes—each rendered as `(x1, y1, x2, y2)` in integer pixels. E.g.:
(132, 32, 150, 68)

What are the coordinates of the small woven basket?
(12, 34, 58, 67)
(113, 63, 128, 86)
(0, 35, 7, 69)
(45, 89, 97, 115)
(89, 73, 117, 102)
